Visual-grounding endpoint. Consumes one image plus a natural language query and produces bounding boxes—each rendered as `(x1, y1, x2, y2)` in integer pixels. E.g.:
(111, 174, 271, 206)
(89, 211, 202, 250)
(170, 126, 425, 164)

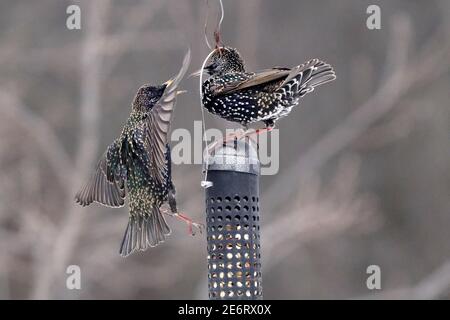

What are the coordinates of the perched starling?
(75, 51, 196, 257)
(197, 47, 336, 131)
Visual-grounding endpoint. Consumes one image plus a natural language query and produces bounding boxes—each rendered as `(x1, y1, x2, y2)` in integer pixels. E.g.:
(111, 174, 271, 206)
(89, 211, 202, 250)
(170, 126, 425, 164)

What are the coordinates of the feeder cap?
(205, 139, 260, 175)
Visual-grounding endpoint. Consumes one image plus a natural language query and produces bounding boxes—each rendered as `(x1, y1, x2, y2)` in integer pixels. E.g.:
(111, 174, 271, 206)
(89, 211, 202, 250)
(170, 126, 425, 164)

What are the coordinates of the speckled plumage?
(75, 51, 190, 257)
(201, 47, 336, 128)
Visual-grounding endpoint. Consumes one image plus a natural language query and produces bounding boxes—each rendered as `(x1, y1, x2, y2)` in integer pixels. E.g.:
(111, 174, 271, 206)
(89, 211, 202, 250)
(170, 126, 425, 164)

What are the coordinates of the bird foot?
(206, 127, 274, 154)
(207, 128, 258, 153)
(250, 126, 275, 136)
(228, 126, 274, 142)
(206, 129, 245, 153)
(244, 126, 274, 147)
(173, 212, 205, 236)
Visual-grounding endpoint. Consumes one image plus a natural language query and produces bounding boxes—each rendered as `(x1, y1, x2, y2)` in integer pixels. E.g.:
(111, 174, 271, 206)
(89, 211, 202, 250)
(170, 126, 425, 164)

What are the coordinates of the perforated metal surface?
(206, 170, 263, 300)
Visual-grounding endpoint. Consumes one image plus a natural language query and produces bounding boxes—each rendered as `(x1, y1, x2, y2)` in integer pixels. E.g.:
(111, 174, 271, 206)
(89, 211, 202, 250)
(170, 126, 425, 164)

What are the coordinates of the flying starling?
(196, 47, 336, 135)
(75, 50, 199, 257)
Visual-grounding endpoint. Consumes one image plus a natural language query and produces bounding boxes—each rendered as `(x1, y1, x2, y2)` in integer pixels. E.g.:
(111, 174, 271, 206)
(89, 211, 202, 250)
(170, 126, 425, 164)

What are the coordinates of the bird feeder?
(204, 138, 263, 300)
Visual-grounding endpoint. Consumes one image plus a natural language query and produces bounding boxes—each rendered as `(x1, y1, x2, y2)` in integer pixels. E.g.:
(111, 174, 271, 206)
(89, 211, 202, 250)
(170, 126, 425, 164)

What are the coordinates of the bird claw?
(189, 221, 205, 236)
(206, 129, 247, 154)
(241, 129, 258, 146)
(206, 127, 273, 155)
(223, 128, 247, 146)
(173, 212, 204, 237)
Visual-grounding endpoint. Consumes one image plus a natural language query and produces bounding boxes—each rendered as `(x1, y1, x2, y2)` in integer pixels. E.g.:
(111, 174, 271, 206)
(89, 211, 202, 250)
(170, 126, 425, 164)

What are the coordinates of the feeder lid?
(204, 139, 260, 175)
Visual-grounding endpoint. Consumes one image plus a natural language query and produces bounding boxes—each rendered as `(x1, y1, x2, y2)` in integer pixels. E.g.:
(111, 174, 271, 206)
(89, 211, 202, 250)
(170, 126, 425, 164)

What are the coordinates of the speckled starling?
(198, 46, 336, 131)
(75, 50, 195, 257)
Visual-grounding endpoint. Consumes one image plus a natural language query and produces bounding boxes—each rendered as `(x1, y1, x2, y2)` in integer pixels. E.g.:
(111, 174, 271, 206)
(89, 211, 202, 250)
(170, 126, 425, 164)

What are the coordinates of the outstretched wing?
(75, 140, 126, 208)
(212, 67, 291, 96)
(144, 49, 191, 185)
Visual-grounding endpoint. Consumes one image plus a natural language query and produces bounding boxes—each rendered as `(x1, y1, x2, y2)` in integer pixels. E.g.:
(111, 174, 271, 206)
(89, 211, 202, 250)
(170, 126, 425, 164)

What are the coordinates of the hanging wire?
(214, 0, 224, 47)
(217, 0, 224, 32)
(204, 0, 212, 50)
(200, 0, 225, 188)
(204, 0, 224, 49)
(199, 49, 217, 188)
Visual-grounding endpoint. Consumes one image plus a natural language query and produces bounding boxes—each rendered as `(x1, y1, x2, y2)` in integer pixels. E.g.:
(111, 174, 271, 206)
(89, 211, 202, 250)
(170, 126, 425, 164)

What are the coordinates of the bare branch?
(0, 92, 72, 186)
(31, 0, 111, 299)
(263, 15, 450, 214)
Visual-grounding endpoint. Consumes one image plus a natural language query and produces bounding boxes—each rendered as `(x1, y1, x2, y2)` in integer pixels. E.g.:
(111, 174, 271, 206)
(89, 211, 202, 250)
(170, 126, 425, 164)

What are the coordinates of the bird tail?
(119, 207, 171, 257)
(277, 59, 336, 103)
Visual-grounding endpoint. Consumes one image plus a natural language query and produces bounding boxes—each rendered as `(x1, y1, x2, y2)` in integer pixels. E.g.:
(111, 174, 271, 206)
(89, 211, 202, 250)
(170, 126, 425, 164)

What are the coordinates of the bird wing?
(279, 59, 336, 88)
(212, 67, 291, 96)
(75, 140, 126, 208)
(143, 49, 191, 185)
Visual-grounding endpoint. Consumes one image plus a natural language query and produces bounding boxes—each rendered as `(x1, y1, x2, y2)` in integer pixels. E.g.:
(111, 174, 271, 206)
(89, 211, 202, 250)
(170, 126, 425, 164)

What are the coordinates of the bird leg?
(164, 189, 204, 236)
(166, 212, 204, 236)
(239, 126, 275, 140)
(226, 126, 274, 144)
(207, 126, 274, 154)
(206, 128, 246, 153)
(254, 126, 275, 135)
(222, 128, 248, 146)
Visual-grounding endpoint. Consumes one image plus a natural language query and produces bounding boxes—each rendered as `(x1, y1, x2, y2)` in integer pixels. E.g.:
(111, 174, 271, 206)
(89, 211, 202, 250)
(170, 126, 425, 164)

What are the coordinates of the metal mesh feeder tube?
(204, 139, 263, 300)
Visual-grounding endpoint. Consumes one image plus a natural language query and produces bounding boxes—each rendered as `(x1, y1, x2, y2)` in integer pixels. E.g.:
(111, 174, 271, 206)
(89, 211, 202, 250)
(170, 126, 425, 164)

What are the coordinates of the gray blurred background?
(0, 0, 449, 299)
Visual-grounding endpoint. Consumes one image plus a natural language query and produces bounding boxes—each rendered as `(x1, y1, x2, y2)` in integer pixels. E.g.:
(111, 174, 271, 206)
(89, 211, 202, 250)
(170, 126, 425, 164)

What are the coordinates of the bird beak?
(163, 78, 174, 86)
(189, 68, 204, 78)
(189, 63, 216, 78)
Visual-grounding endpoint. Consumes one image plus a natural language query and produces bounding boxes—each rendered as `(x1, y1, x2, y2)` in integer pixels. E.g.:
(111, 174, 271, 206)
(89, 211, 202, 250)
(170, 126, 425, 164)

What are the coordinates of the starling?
(75, 50, 198, 257)
(196, 46, 336, 134)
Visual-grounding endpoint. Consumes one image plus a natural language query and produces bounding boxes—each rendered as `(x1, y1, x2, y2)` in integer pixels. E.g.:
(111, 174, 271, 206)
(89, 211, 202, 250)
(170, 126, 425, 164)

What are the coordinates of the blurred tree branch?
(263, 14, 450, 215)
(31, 0, 111, 299)
(262, 155, 380, 271)
(0, 92, 72, 185)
